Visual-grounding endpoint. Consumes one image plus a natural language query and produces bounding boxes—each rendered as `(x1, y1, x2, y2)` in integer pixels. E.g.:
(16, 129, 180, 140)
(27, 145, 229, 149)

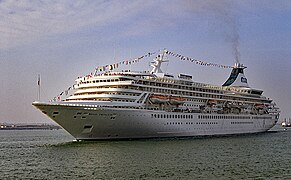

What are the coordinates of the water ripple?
(1, 127, 291, 179)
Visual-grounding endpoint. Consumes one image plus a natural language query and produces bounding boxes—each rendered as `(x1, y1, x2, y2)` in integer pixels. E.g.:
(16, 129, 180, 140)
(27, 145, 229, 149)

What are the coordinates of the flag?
(37, 74, 40, 86)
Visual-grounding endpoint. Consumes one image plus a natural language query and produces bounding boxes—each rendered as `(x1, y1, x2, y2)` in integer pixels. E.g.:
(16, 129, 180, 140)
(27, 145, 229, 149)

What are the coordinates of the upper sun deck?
(70, 49, 267, 102)
(74, 69, 266, 101)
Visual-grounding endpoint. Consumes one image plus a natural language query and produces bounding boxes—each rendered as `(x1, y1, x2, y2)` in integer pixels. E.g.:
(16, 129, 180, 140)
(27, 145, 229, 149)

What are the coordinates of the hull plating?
(33, 102, 278, 140)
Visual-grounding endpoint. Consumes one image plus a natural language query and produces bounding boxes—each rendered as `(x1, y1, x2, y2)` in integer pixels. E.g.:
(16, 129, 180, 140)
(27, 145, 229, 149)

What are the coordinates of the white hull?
(33, 102, 278, 140)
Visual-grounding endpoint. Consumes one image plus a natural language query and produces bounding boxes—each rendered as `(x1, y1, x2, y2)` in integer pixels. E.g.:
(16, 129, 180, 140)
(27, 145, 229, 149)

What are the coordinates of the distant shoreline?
(0, 123, 61, 130)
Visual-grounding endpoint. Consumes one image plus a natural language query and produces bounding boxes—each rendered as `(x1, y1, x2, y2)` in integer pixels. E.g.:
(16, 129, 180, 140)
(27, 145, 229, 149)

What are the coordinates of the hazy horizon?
(1, 0, 290, 124)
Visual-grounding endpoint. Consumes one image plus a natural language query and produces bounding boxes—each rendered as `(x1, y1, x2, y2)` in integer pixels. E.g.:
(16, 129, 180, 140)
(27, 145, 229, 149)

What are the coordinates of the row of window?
(166, 122, 219, 125)
(136, 77, 261, 97)
(198, 115, 251, 120)
(82, 73, 254, 96)
(80, 78, 127, 84)
(230, 122, 253, 124)
(183, 104, 201, 107)
(63, 103, 152, 110)
(137, 86, 222, 99)
(152, 114, 194, 119)
(151, 114, 271, 120)
(252, 116, 273, 119)
(75, 92, 140, 97)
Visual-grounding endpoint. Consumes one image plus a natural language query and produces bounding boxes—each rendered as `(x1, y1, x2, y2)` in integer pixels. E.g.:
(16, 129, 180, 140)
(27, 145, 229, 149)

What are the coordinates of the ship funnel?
(222, 63, 249, 87)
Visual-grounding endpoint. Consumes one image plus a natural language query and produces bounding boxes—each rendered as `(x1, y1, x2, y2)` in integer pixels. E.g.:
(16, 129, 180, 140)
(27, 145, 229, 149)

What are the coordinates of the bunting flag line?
(50, 85, 74, 102)
(164, 50, 232, 69)
(94, 51, 156, 74)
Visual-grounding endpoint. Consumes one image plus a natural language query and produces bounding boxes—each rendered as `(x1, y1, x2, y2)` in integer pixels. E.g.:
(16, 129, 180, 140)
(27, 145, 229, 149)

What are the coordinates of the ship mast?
(150, 49, 168, 74)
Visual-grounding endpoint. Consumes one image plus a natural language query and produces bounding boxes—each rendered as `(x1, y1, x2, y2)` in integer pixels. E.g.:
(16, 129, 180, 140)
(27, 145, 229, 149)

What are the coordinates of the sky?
(0, 0, 290, 124)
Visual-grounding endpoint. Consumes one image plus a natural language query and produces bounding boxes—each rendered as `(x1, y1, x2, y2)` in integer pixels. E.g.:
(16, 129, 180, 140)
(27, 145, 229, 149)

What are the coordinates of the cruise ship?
(33, 49, 280, 140)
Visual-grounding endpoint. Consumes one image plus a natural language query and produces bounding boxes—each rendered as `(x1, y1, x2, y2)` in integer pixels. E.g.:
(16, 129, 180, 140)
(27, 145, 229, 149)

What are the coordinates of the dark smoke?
(203, 1, 241, 64)
(226, 14, 241, 64)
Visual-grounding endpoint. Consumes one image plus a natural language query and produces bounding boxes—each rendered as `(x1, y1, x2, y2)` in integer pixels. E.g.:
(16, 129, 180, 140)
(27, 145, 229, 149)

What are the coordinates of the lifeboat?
(254, 104, 265, 109)
(150, 95, 169, 104)
(169, 96, 186, 105)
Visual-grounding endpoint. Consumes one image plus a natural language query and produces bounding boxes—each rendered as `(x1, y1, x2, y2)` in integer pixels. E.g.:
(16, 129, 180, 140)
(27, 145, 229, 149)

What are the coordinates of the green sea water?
(0, 125, 291, 179)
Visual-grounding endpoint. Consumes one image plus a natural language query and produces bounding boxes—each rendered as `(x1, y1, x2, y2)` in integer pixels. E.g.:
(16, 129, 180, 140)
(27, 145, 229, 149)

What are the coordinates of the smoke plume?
(200, 1, 241, 64)
(218, 3, 241, 64)
(227, 14, 241, 64)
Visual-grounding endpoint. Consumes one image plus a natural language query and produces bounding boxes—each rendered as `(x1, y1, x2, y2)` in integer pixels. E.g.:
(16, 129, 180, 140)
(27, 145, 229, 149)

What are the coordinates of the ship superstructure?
(33, 49, 280, 140)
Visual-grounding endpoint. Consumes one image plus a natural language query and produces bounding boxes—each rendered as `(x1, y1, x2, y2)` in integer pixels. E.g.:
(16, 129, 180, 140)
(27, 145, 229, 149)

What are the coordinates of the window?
(84, 125, 92, 129)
